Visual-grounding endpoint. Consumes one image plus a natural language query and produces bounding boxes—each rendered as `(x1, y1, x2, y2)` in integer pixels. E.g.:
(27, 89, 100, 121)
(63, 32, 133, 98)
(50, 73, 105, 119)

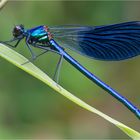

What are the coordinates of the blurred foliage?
(0, 1, 140, 139)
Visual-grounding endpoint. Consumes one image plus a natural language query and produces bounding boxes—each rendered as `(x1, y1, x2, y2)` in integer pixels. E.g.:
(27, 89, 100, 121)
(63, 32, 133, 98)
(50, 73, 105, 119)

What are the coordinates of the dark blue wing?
(50, 21, 140, 61)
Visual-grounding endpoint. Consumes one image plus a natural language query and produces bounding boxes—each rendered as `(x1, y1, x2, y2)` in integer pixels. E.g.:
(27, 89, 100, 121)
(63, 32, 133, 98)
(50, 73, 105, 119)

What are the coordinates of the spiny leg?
(23, 43, 53, 65)
(1, 38, 21, 48)
(1, 37, 19, 43)
(34, 44, 61, 55)
(0, 38, 22, 63)
(22, 50, 49, 65)
(33, 44, 64, 83)
(53, 54, 63, 83)
(25, 39, 36, 60)
(29, 44, 64, 83)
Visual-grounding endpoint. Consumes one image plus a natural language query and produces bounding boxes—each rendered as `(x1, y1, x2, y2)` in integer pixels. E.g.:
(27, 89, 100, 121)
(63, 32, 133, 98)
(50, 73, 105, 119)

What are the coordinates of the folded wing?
(50, 21, 140, 61)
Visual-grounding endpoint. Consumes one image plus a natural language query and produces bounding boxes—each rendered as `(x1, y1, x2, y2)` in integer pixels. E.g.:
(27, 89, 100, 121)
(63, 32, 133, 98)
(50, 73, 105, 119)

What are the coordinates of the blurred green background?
(0, 1, 140, 139)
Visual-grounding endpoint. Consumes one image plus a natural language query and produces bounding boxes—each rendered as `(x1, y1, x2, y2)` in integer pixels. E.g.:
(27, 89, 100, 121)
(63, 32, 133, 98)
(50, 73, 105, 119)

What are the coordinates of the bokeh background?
(0, 1, 140, 139)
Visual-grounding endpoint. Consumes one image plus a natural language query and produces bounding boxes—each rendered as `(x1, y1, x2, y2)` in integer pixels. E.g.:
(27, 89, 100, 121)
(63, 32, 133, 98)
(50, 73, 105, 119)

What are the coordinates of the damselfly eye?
(13, 25, 24, 38)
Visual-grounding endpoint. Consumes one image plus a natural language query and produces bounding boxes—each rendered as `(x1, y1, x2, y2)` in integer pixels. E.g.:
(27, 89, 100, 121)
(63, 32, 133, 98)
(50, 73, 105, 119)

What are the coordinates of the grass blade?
(0, 43, 140, 139)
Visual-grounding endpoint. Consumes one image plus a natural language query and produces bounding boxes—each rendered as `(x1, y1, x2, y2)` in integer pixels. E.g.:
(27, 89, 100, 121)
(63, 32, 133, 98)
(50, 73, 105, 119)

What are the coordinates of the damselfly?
(1, 21, 140, 119)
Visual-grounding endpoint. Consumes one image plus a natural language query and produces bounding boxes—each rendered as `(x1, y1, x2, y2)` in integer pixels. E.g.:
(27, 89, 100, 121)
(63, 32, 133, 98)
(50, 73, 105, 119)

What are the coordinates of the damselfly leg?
(53, 54, 63, 83)
(26, 36, 37, 60)
(0, 38, 21, 48)
(21, 50, 49, 65)
(33, 44, 64, 83)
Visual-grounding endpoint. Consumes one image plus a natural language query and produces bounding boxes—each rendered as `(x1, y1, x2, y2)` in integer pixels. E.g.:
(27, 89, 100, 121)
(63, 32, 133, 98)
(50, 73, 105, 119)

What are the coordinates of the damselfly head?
(12, 24, 24, 38)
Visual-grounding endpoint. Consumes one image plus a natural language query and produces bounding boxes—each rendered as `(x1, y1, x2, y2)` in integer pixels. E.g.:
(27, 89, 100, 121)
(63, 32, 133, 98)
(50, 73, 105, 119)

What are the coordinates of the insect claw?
(21, 60, 30, 65)
(32, 55, 37, 60)
(21, 56, 36, 65)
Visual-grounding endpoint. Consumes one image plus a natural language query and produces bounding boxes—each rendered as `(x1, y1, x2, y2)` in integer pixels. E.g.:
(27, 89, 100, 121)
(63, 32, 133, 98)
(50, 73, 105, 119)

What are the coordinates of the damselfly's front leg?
(0, 38, 21, 48)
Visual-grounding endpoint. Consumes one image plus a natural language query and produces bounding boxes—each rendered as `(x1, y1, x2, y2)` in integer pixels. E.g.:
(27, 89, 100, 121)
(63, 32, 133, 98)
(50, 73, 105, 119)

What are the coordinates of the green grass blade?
(0, 0, 8, 10)
(0, 43, 140, 139)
